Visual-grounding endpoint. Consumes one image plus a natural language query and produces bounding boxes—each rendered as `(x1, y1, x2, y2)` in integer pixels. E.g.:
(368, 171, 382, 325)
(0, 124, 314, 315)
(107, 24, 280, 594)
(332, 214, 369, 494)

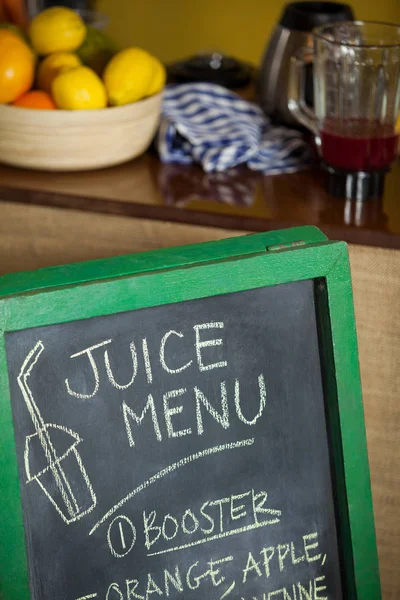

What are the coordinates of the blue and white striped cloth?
(157, 83, 312, 174)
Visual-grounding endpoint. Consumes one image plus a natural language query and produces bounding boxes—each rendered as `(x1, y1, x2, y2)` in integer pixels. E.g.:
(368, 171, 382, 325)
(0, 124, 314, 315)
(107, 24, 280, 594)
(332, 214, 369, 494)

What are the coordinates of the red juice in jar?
(321, 119, 399, 171)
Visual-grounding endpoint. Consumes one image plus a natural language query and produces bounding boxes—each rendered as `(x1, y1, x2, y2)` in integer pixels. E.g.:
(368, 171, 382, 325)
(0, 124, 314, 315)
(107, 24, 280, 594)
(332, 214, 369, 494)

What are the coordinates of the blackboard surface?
(6, 280, 343, 600)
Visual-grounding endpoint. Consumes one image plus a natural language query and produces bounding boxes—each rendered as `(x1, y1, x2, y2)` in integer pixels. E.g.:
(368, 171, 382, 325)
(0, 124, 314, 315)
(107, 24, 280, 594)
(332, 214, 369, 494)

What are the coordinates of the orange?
(13, 90, 56, 109)
(0, 30, 35, 104)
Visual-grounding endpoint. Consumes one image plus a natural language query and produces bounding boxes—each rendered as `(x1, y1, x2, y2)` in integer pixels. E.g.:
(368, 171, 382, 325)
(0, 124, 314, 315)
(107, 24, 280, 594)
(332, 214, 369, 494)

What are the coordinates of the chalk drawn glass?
(17, 341, 97, 525)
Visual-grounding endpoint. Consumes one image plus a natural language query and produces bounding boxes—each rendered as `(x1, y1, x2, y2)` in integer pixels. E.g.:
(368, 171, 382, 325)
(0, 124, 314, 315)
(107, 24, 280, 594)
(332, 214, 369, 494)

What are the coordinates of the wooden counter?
(1, 153, 400, 249)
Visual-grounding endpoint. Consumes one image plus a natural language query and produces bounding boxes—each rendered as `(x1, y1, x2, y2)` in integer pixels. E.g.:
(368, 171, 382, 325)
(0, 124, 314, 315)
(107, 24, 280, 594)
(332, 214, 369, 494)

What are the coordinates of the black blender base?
(323, 163, 387, 201)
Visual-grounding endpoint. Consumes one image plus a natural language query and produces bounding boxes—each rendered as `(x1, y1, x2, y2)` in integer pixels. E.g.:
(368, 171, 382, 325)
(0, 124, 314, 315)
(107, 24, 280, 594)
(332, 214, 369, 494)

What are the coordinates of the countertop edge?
(1, 185, 399, 251)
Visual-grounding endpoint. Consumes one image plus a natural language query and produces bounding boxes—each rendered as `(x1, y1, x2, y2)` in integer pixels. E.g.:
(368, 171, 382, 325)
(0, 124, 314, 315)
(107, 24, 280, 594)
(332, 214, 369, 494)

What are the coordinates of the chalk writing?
(159, 331, 192, 374)
(220, 581, 236, 599)
(241, 532, 324, 583)
(239, 575, 328, 599)
(62, 323, 267, 453)
(194, 322, 228, 372)
(163, 388, 192, 438)
(143, 488, 281, 555)
(65, 340, 111, 399)
(122, 395, 162, 447)
(107, 515, 137, 558)
(105, 343, 138, 390)
(195, 382, 229, 435)
(64, 322, 229, 399)
(77, 532, 330, 599)
(120, 374, 267, 447)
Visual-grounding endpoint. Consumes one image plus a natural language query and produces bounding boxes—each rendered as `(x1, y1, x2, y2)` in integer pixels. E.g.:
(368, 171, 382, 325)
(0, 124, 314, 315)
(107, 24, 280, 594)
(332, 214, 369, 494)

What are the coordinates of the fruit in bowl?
(0, 29, 35, 104)
(0, 5, 166, 110)
(0, 5, 165, 170)
(37, 51, 82, 94)
(77, 25, 117, 75)
(13, 90, 56, 109)
(29, 6, 86, 55)
(0, 92, 163, 170)
(104, 47, 166, 106)
(52, 66, 107, 110)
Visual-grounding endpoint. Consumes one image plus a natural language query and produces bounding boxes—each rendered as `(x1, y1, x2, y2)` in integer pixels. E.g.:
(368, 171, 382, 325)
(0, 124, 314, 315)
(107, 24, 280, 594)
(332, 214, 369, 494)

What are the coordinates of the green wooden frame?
(0, 226, 381, 600)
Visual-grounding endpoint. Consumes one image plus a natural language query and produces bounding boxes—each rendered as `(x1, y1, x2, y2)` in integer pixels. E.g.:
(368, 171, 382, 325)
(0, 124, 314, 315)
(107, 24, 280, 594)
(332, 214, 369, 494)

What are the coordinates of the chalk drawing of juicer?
(17, 340, 97, 525)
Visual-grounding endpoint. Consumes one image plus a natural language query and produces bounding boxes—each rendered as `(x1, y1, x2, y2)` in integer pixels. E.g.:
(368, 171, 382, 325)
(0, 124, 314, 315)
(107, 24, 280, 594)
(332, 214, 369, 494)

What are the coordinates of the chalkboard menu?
(0, 227, 381, 600)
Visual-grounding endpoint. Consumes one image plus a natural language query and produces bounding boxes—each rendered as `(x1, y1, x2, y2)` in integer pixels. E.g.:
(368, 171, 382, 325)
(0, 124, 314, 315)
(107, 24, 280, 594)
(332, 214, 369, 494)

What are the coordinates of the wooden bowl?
(0, 93, 162, 171)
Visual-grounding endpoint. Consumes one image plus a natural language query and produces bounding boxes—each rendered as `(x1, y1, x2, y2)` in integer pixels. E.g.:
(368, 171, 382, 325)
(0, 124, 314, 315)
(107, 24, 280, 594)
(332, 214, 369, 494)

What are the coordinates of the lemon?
(52, 66, 107, 110)
(103, 47, 156, 106)
(29, 7, 86, 55)
(148, 57, 166, 96)
(37, 52, 81, 94)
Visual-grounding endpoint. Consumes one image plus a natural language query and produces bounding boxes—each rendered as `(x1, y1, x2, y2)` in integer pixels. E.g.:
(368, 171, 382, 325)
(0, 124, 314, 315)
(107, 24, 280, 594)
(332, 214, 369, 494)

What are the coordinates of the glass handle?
(288, 47, 319, 137)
